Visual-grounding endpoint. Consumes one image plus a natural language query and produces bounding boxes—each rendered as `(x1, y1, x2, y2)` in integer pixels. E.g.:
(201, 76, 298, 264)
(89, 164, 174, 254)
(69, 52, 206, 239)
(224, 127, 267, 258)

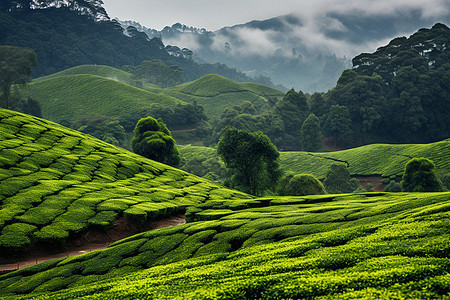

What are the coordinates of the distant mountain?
(126, 8, 450, 92)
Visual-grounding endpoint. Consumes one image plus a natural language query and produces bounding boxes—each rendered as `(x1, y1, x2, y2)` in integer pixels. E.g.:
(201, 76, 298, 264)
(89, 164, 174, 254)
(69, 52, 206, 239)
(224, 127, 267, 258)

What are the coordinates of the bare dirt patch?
(0, 214, 186, 274)
(355, 176, 386, 192)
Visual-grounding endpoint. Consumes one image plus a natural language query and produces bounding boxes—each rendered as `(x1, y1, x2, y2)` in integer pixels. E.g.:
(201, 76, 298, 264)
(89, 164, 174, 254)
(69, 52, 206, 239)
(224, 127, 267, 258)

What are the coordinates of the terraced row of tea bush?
(27, 74, 184, 126)
(33, 65, 134, 85)
(160, 74, 284, 120)
(0, 109, 250, 252)
(281, 140, 450, 179)
(1, 191, 449, 298)
(179, 139, 450, 180)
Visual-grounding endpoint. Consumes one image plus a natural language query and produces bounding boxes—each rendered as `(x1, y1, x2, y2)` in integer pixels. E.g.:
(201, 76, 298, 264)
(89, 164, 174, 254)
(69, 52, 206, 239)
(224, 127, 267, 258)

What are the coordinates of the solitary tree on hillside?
(217, 127, 281, 196)
(0, 46, 37, 109)
(300, 114, 322, 152)
(401, 158, 443, 192)
(132, 117, 181, 167)
(323, 163, 360, 194)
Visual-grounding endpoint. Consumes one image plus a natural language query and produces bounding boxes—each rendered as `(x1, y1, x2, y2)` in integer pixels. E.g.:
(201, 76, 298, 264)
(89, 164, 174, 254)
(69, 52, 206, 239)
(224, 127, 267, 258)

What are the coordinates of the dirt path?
(0, 214, 186, 274)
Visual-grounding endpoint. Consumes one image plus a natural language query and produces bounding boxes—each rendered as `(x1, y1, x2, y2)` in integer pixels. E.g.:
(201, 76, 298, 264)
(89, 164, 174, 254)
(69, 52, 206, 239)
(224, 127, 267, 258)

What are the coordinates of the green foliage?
(384, 180, 402, 192)
(279, 173, 326, 196)
(300, 114, 322, 151)
(274, 88, 309, 150)
(401, 158, 443, 192)
(75, 115, 126, 146)
(330, 24, 450, 145)
(217, 127, 282, 195)
(323, 105, 352, 146)
(132, 117, 181, 167)
(324, 163, 361, 194)
(125, 60, 184, 88)
(0, 45, 37, 110)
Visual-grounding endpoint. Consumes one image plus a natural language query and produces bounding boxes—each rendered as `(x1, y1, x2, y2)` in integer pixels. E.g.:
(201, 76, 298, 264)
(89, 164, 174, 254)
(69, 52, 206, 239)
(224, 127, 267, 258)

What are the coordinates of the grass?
(179, 139, 450, 180)
(27, 74, 185, 125)
(159, 74, 285, 121)
(0, 108, 250, 251)
(0, 191, 449, 298)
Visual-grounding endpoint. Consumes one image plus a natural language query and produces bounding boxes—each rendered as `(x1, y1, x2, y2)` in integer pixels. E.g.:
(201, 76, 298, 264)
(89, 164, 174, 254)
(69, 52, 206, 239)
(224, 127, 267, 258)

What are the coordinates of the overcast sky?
(102, 0, 450, 31)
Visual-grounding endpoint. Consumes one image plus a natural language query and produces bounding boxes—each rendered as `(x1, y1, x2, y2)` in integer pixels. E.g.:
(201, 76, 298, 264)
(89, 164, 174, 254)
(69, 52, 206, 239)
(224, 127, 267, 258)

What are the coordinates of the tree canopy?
(0, 45, 37, 109)
(323, 163, 360, 194)
(132, 117, 181, 167)
(217, 127, 281, 196)
(300, 114, 322, 152)
(401, 158, 443, 192)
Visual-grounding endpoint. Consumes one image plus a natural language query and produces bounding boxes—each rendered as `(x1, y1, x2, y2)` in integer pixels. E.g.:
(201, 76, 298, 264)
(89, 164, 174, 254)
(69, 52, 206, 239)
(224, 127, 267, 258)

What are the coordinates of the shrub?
(0, 223, 36, 248)
(282, 174, 326, 196)
(384, 180, 402, 192)
(88, 211, 118, 228)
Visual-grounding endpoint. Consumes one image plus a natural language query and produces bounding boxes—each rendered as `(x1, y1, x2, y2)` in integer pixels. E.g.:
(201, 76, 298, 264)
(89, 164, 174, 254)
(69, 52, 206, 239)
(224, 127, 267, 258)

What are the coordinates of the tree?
(128, 60, 184, 88)
(309, 92, 329, 118)
(300, 114, 322, 152)
(323, 105, 352, 146)
(278, 173, 326, 196)
(274, 88, 309, 150)
(401, 158, 443, 192)
(323, 163, 360, 194)
(217, 127, 281, 195)
(0, 46, 37, 109)
(132, 117, 181, 167)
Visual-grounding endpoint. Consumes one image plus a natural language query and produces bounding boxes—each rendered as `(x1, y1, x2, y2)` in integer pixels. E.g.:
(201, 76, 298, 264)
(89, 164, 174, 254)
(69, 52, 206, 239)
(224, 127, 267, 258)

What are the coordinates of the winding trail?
(0, 214, 186, 274)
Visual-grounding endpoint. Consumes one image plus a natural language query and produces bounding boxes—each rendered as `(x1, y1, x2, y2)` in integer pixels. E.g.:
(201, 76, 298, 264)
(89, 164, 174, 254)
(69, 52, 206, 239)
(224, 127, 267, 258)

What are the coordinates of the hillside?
(27, 74, 184, 127)
(160, 74, 285, 120)
(179, 139, 450, 180)
(1, 191, 449, 298)
(33, 65, 133, 85)
(0, 108, 250, 254)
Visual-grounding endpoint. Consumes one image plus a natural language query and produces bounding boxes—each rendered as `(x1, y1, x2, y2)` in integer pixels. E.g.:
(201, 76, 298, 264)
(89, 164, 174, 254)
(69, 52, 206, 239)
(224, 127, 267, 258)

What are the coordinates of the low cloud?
(167, 0, 449, 61)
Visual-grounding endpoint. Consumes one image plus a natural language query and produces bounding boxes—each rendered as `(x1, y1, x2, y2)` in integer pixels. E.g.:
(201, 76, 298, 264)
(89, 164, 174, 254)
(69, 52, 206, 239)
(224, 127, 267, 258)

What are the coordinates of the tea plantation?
(160, 74, 284, 121)
(180, 140, 450, 180)
(33, 65, 134, 84)
(0, 192, 449, 298)
(0, 108, 250, 252)
(27, 74, 184, 125)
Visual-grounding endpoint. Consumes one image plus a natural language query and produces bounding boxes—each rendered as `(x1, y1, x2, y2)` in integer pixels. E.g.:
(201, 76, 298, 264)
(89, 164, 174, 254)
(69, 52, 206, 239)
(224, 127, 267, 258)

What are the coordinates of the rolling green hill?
(1, 191, 449, 298)
(0, 108, 250, 253)
(27, 74, 184, 126)
(159, 74, 285, 120)
(179, 139, 450, 180)
(33, 65, 133, 84)
(280, 140, 450, 180)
